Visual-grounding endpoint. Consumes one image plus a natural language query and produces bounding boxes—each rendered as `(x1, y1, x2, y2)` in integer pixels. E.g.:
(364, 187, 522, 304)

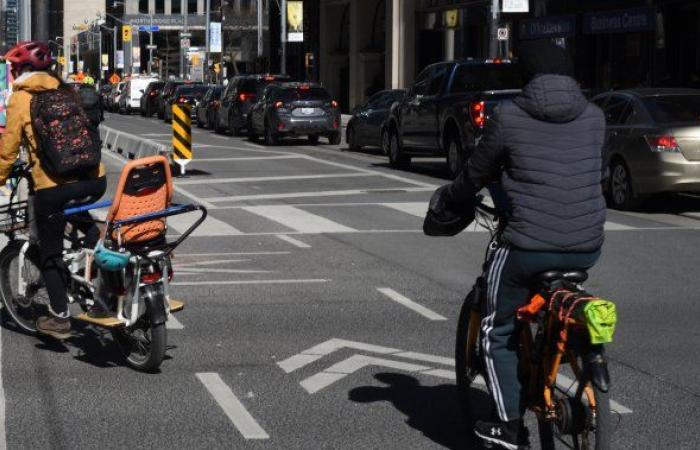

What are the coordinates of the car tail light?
(299, 84, 311, 91)
(177, 97, 187, 104)
(275, 101, 285, 109)
(277, 122, 286, 131)
(470, 101, 486, 129)
(239, 92, 256, 102)
(645, 135, 680, 153)
(149, 91, 157, 96)
(331, 100, 339, 109)
(264, 75, 276, 81)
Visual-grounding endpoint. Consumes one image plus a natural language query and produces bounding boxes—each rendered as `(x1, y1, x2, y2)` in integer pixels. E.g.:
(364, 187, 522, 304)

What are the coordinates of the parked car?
(216, 74, 291, 135)
(163, 83, 207, 123)
(347, 89, 406, 151)
(140, 81, 165, 117)
(592, 88, 700, 209)
(385, 59, 524, 178)
(247, 82, 341, 145)
(195, 85, 224, 129)
(99, 84, 113, 107)
(118, 76, 159, 114)
(108, 82, 125, 112)
(157, 80, 186, 119)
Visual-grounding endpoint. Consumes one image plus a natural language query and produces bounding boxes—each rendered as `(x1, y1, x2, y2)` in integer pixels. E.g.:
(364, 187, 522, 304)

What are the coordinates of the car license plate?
(301, 108, 314, 115)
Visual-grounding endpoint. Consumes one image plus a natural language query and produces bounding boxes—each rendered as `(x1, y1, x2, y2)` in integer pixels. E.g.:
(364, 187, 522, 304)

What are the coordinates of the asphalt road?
(1, 112, 699, 449)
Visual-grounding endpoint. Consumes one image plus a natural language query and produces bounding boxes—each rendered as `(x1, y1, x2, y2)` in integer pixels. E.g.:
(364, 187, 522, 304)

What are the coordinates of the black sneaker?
(474, 419, 529, 450)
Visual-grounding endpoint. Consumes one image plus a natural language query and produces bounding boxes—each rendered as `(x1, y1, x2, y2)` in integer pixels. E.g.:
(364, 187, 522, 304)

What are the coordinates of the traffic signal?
(213, 63, 221, 73)
(122, 25, 132, 42)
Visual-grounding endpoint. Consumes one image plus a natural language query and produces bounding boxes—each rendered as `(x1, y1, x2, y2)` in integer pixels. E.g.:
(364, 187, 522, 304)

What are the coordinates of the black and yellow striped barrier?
(172, 104, 192, 175)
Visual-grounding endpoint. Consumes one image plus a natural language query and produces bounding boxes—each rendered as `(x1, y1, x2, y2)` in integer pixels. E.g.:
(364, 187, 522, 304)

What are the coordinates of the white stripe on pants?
(481, 244, 511, 422)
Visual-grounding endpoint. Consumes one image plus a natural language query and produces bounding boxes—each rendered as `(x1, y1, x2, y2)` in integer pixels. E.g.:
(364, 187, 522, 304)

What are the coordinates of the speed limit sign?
(497, 27, 509, 41)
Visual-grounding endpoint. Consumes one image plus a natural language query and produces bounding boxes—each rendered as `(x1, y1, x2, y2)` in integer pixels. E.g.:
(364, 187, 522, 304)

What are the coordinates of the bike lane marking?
(376, 287, 447, 321)
(166, 315, 184, 330)
(275, 234, 311, 248)
(196, 372, 270, 440)
(0, 328, 6, 450)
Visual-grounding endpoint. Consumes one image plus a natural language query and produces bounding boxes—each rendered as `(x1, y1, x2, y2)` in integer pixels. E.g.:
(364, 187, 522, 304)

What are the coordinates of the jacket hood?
(514, 74, 588, 123)
(12, 71, 60, 93)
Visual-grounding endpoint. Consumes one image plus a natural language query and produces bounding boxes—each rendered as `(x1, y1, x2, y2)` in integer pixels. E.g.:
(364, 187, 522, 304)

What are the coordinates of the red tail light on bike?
(140, 271, 162, 284)
(470, 101, 486, 129)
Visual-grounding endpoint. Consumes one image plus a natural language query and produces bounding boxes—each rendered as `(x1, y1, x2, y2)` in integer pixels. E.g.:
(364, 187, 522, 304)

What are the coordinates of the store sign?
(210, 22, 222, 53)
(584, 7, 655, 35)
(287, 1, 303, 42)
(519, 15, 576, 39)
(116, 50, 124, 69)
(502, 0, 529, 14)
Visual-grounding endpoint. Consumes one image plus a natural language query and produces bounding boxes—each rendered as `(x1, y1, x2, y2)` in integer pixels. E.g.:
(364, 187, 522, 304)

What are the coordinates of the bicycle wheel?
(0, 240, 46, 333)
(455, 288, 485, 416)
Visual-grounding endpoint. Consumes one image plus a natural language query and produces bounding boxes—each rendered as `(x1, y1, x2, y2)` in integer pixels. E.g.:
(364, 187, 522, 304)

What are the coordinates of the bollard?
(172, 104, 193, 176)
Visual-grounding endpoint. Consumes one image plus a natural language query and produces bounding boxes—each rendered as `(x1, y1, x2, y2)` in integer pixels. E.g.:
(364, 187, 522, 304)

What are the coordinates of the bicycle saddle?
(536, 270, 588, 284)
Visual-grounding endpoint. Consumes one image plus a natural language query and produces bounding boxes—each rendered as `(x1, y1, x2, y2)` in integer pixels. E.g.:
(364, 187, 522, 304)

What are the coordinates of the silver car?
(593, 89, 700, 209)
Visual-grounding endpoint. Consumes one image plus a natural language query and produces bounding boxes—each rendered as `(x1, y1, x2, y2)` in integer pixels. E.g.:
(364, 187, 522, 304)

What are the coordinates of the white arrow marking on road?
(377, 287, 447, 321)
(278, 338, 400, 373)
(276, 234, 311, 248)
(166, 314, 184, 330)
(196, 373, 270, 440)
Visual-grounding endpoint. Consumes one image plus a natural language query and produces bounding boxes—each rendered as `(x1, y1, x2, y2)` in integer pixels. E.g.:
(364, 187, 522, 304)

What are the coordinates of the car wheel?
(229, 115, 242, 136)
(264, 121, 278, 146)
(328, 133, 341, 146)
(308, 135, 319, 145)
(446, 135, 466, 179)
(157, 108, 164, 120)
(388, 131, 411, 169)
(608, 159, 641, 210)
(247, 117, 258, 142)
(347, 125, 361, 151)
(381, 130, 391, 156)
(196, 114, 204, 128)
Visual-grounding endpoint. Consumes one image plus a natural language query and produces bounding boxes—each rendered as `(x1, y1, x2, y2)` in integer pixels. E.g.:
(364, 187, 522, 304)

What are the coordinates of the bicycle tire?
(0, 240, 43, 334)
(455, 288, 484, 417)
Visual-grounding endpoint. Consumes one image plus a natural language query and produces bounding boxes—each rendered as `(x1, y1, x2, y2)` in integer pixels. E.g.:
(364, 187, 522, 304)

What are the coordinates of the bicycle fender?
(142, 285, 167, 326)
(587, 351, 611, 393)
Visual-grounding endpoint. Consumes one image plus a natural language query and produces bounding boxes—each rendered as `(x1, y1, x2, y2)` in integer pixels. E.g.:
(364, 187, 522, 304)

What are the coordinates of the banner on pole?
(116, 50, 124, 69)
(210, 22, 222, 53)
(287, 1, 304, 42)
(132, 47, 141, 68)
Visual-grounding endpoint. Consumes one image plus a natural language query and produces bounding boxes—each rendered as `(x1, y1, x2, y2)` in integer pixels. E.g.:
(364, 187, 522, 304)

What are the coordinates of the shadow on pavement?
(371, 161, 451, 181)
(348, 372, 492, 450)
(631, 193, 700, 215)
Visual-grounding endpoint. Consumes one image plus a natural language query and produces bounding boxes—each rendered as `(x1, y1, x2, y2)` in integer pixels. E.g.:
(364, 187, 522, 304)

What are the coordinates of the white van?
(119, 77, 159, 114)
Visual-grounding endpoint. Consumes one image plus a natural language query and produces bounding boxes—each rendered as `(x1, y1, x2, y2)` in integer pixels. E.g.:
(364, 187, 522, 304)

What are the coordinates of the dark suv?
(140, 81, 165, 117)
(248, 83, 341, 146)
(157, 80, 186, 119)
(164, 83, 207, 122)
(215, 74, 291, 135)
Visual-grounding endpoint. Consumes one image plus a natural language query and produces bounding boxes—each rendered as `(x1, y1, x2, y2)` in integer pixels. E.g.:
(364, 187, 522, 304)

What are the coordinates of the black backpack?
(77, 85, 102, 127)
(30, 88, 102, 177)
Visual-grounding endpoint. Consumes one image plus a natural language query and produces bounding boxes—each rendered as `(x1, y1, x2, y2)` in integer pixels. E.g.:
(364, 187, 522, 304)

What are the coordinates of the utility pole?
(205, 0, 211, 82)
(488, 0, 500, 58)
(148, 14, 154, 74)
(181, 0, 189, 78)
(257, 0, 263, 58)
(280, 0, 286, 74)
(113, 25, 118, 75)
(98, 26, 103, 82)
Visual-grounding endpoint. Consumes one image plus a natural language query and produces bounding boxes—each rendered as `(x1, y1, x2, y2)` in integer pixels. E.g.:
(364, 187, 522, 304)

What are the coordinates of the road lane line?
(204, 187, 434, 203)
(166, 314, 184, 330)
(177, 252, 291, 257)
(167, 213, 242, 236)
(0, 328, 6, 450)
(377, 287, 447, 321)
(171, 279, 328, 286)
(381, 202, 428, 217)
(175, 172, 375, 186)
(243, 205, 356, 233)
(603, 222, 634, 230)
(276, 234, 311, 248)
(196, 373, 270, 440)
(195, 155, 303, 162)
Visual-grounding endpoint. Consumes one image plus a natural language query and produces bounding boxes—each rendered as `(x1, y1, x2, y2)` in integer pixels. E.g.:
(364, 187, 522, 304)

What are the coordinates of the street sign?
(122, 25, 132, 42)
(502, 0, 529, 13)
(101, 54, 109, 65)
(72, 24, 88, 31)
(210, 22, 222, 53)
(181, 38, 190, 48)
(116, 50, 124, 69)
(146, 44, 157, 50)
(179, 32, 192, 38)
(138, 25, 160, 32)
(497, 27, 509, 41)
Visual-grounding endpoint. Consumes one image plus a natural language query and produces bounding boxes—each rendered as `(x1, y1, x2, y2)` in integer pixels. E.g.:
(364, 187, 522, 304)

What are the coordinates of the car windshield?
(278, 87, 331, 101)
(450, 64, 526, 93)
(241, 77, 290, 96)
(643, 95, 700, 124)
(175, 85, 207, 97)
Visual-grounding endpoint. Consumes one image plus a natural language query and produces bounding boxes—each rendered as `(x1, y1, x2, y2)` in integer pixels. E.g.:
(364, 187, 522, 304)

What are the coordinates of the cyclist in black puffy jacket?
(431, 39, 607, 449)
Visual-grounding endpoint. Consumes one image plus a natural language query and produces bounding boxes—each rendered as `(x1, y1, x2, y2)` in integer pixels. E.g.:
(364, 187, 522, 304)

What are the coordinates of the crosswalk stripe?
(167, 213, 242, 236)
(243, 205, 356, 233)
(381, 202, 427, 217)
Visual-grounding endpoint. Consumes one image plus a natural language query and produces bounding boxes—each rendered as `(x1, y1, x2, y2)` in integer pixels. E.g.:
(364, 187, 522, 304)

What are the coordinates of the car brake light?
(299, 84, 310, 91)
(239, 92, 256, 102)
(331, 100, 339, 109)
(645, 135, 680, 153)
(333, 119, 339, 129)
(149, 91, 157, 96)
(277, 122, 286, 131)
(264, 75, 276, 81)
(275, 101, 284, 109)
(470, 101, 486, 128)
(177, 97, 187, 104)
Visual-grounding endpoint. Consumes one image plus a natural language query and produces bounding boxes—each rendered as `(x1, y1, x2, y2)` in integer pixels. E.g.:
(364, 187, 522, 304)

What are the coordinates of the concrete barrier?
(100, 125, 169, 160)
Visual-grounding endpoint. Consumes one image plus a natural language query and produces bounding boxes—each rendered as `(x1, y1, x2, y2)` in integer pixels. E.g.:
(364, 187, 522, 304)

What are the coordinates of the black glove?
(423, 185, 476, 236)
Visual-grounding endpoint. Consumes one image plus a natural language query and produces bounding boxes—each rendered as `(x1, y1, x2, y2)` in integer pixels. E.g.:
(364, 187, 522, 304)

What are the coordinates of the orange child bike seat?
(107, 155, 173, 244)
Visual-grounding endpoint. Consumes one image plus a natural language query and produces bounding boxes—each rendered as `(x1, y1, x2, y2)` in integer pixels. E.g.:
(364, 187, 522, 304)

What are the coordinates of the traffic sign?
(181, 38, 190, 48)
(122, 25, 132, 42)
(138, 25, 160, 32)
(497, 27, 509, 41)
(179, 32, 192, 38)
(146, 44, 157, 50)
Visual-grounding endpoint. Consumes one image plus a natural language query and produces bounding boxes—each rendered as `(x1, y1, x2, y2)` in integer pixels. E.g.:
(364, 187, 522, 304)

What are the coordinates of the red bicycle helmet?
(4, 41, 52, 71)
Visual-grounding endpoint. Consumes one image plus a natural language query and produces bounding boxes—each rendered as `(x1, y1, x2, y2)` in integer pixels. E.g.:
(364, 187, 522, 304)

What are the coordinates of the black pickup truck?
(384, 59, 525, 178)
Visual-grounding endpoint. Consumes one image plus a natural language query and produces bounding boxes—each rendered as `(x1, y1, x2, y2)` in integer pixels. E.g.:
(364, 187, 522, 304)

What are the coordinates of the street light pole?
(280, 0, 286, 74)
(488, 0, 500, 59)
(148, 15, 154, 74)
(205, 0, 211, 83)
(257, 0, 263, 58)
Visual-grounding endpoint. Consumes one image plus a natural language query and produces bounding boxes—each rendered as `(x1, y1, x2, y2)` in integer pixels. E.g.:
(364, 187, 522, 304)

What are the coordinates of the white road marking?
(168, 213, 241, 236)
(0, 328, 6, 450)
(195, 155, 303, 162)
(243, 141, 267, 149)
(166, 314, 184, 330)
(556, 373, 633, 415)
(376, 287, 447, 321)
(176, 252, 291, 257)
(278, 338, 400, 373)
(175, 172, 375, 186)
(243, 205, 356, 233)
(196, 372, 270, 440)
(171, 279, 328, 286)
(603, 222, 634, 230)
(381, 202, 427, 217)
(174, 268, 272, 274)
(276, 234, 311, 248)
(172, 258, 250, 266)
(205, 187, 434, 203)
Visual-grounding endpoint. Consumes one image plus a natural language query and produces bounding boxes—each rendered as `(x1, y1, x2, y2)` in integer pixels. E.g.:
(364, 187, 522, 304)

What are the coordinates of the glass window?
(278, 87, 331, 101)
(603, 96, 631, 125)
(412, 68, 432, 96)
(366, 91, 385, 108)
(450, 64, 526, 93)
(172, 0, 181, 15)
(428, 65, 449, 96)
(592, 95, 608, 109)
(642, 95, 700, 124)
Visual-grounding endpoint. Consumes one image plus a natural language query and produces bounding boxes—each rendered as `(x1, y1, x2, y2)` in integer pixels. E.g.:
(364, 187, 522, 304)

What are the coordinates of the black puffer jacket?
(450, 74, 606, 252)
